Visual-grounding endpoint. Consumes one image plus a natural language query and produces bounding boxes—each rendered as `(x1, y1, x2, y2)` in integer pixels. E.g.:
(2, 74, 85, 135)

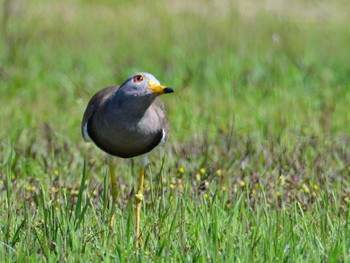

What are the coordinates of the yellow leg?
(109, 163, 118, 229)
(135, 166, 145, 248)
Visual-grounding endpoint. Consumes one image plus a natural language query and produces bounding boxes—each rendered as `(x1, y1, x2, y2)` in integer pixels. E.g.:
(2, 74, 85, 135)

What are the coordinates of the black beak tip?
(164, 87, 174, 93)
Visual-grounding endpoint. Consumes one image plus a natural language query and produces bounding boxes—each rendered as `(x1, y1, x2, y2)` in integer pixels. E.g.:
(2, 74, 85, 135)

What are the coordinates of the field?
(1, 0, 350, 261)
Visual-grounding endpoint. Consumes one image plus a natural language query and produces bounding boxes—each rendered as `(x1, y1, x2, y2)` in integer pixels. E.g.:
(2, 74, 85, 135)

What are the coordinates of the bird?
(81, 72, 174, 248)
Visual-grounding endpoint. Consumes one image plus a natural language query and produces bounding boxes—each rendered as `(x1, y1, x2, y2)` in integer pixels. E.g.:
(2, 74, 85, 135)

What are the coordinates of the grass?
(1, 0, 350, 261)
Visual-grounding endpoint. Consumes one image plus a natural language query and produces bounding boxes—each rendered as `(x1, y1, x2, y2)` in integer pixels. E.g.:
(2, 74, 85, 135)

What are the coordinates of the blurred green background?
(2, 0, 350, 145)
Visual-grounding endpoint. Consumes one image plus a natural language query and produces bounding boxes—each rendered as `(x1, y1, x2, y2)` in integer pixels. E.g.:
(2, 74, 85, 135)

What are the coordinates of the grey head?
(114, 72, 174, 112)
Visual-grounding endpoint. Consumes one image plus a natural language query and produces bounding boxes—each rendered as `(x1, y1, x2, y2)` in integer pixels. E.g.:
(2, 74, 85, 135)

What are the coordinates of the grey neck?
(111, 93, 156, 118)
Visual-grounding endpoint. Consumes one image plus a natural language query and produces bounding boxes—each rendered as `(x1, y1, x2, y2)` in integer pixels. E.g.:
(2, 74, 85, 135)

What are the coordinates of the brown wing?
(81, 86, 117, 142)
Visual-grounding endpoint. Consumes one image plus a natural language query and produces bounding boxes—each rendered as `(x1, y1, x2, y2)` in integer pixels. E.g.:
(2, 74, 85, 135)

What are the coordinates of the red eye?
(133, 75, 143, 83)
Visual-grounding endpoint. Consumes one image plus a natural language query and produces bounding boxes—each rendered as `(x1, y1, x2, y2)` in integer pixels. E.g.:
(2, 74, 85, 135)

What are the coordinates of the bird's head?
(117, 72, 174, 99)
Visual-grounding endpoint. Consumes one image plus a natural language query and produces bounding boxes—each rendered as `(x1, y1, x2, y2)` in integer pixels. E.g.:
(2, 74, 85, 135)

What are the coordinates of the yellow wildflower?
(54, 169, 59, 176)
(25, 185, 35, 191)
(215, 169, 222, 176)
(302, 184, 310, 193)
(71, 189, 79, 195)
(178, 167, 185, 173)
(279, 175, 285, 186)
(200, 168, 206, 174)
(239, 181, 246, 187)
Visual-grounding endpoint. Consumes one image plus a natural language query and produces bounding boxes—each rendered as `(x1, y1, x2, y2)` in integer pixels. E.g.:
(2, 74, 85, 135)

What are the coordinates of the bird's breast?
(88, 107, 163, 158)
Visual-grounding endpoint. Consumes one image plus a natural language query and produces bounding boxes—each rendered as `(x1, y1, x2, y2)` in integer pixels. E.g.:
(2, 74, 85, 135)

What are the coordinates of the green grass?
(1, 0, 350, 261)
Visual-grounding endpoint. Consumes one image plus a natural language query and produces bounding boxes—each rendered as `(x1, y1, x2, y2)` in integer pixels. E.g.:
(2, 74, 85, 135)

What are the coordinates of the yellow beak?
(148, 80, 174, 95)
